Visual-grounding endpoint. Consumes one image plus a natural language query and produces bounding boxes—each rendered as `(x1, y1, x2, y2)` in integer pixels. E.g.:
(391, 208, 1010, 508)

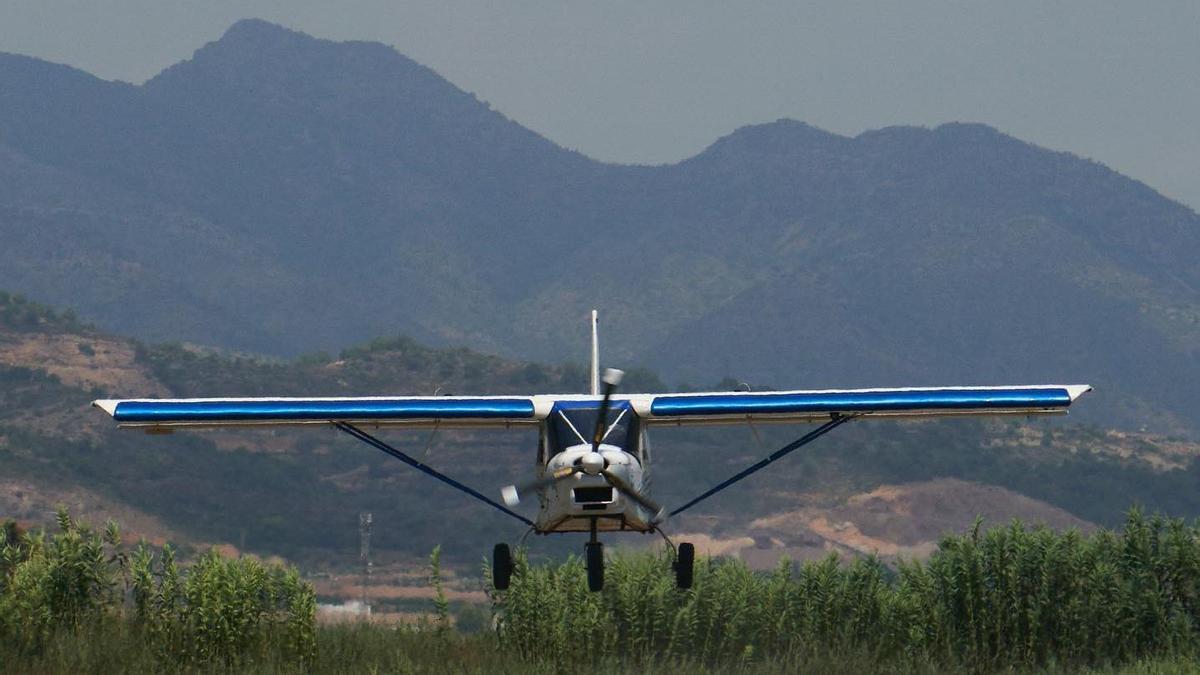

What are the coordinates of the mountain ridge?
(1, 19, 1198, 433)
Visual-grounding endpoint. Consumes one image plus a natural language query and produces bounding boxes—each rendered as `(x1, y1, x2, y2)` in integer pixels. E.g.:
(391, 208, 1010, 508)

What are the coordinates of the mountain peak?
(144, 17, 441, 103)
(726, 119, 846, 145)
(219, 18, 306, 42)
(200, 18, 401, 65)
(689, 119, 849, 164)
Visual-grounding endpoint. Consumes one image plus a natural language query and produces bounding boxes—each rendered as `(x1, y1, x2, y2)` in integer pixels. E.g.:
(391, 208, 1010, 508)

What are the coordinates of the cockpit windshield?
(547, 401, 639, 456)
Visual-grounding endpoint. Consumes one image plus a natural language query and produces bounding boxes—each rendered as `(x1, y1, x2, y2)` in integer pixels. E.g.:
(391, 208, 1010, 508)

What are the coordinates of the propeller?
(591, 369, 622, 449)
(501, 368, 665, 524)
(578, 367, 623, 474)
(501, 368, 624, 506)
(501, 466, 575, 507)
(603, 467, 666, 524)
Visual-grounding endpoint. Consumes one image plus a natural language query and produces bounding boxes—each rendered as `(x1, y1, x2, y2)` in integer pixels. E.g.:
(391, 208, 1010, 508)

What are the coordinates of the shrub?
(0, 509, 315, 668)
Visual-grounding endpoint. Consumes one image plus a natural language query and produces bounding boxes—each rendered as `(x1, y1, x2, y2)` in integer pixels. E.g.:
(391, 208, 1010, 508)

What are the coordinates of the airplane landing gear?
(585, 542, 604, 591)
(674, 542, 695, 589)
(492, 543, 513, 590)
(654, 526, 695, 590)
(586, 519, 604, 592)
(497, 524, 690, 593)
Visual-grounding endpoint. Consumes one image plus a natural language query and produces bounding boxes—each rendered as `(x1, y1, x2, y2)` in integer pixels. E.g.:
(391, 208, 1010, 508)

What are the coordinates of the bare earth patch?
(676, 478, 1096, 569)
(0, 332, 167, 396)
(0, 477, 187, 546)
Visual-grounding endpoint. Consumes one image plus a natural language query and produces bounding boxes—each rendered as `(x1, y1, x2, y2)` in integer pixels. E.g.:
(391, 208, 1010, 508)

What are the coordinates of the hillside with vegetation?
(2, 20, 1200, 433)
(2, 291, 1199, 588)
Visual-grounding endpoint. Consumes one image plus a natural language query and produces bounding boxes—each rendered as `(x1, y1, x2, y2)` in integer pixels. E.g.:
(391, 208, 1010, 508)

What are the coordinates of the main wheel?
(492, 543, 513, 590)
(585, 542, 604, 592)
(675, 542, 695, 589)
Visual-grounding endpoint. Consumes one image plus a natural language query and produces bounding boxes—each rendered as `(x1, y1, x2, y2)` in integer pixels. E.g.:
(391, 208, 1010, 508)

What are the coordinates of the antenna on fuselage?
(590, 309, 600, 396)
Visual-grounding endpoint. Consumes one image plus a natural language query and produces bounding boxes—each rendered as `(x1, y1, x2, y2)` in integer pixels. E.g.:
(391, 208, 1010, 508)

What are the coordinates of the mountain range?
(1, 19, 1198, 433)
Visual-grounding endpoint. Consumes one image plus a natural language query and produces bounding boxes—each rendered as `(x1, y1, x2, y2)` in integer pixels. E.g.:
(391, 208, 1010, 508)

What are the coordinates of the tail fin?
(590, 309, 599, 396)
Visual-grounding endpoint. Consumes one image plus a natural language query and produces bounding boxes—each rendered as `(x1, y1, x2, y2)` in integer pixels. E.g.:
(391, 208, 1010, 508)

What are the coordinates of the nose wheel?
(584, 517, 605, 591)
(585, 541, 605, 591)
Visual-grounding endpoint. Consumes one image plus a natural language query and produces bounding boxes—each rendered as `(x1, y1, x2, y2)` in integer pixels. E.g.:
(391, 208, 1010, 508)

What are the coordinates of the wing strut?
(668, 413, 857, 518)
(334, 422, 534, 527)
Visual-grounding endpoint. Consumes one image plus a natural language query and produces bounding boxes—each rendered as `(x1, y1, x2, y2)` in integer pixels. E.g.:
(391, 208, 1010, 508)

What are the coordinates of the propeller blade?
(602, 469, 666, 524)
(591, 368, 624, 452)
(501, 466, 576, 507)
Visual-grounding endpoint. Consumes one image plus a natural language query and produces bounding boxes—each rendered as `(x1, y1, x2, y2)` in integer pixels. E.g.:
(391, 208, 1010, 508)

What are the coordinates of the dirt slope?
(678, 478, 1095, 569)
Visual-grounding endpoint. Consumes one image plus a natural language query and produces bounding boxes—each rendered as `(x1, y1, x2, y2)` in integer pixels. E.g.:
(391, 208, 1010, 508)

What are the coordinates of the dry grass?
(0, 332, 166, 396)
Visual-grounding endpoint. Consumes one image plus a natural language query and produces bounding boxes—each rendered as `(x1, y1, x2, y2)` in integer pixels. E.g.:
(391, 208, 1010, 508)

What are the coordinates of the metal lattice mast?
(359, 511, 372, 618)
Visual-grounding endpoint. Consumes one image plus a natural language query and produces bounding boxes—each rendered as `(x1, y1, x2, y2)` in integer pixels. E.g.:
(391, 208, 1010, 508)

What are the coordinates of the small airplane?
(93, 311, 1091, 591)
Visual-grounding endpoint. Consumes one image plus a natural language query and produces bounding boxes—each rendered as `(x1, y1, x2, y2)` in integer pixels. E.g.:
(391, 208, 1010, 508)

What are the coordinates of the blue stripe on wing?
(649, 387, 1073, 417)
(112, 398, 536, 423)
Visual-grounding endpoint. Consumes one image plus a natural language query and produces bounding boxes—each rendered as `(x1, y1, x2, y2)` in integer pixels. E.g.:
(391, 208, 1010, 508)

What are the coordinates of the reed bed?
(5, 508, 1200, 673)
(493, 510, 1200, 672)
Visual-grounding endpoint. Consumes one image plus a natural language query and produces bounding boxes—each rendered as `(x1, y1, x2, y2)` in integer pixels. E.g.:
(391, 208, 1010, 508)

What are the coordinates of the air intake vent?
(573, 487, 614, 504)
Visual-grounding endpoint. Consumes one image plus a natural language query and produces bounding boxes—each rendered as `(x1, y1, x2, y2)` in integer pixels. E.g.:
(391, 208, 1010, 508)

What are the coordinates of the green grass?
(5, 623, 1199, 675)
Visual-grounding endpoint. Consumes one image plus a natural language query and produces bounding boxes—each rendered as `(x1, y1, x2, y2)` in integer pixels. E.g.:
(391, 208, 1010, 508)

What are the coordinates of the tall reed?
(490, 510, 1200, 671)
(7, 508, 1200, 672)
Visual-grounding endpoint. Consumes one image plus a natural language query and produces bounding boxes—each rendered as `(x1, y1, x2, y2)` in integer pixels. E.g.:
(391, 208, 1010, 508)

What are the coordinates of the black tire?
(585, 542, 604, 592)
(675, 542, 695, 589)
(493, 543, 513, 590)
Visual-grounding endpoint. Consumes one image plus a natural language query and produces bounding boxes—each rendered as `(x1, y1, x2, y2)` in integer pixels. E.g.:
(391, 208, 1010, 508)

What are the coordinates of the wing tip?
(1065, 385, 1093, 402)
(92, 399, 119, 416)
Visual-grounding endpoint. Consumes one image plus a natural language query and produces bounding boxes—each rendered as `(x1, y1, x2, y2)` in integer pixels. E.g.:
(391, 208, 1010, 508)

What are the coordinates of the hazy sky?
(2, 1, 1197, 208)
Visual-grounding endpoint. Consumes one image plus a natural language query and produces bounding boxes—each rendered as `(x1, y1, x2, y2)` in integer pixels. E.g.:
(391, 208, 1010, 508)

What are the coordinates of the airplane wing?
(96, 385, 1092, 429)
(92, 384, 1092, 527)
(635, 384, 1092, 425)
(92, 396, 540, 429)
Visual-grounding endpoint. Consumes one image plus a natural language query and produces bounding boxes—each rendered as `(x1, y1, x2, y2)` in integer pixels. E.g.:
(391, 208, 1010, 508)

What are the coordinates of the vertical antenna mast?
(590, 309, 599, 396)
(359, 511, 372, 618)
